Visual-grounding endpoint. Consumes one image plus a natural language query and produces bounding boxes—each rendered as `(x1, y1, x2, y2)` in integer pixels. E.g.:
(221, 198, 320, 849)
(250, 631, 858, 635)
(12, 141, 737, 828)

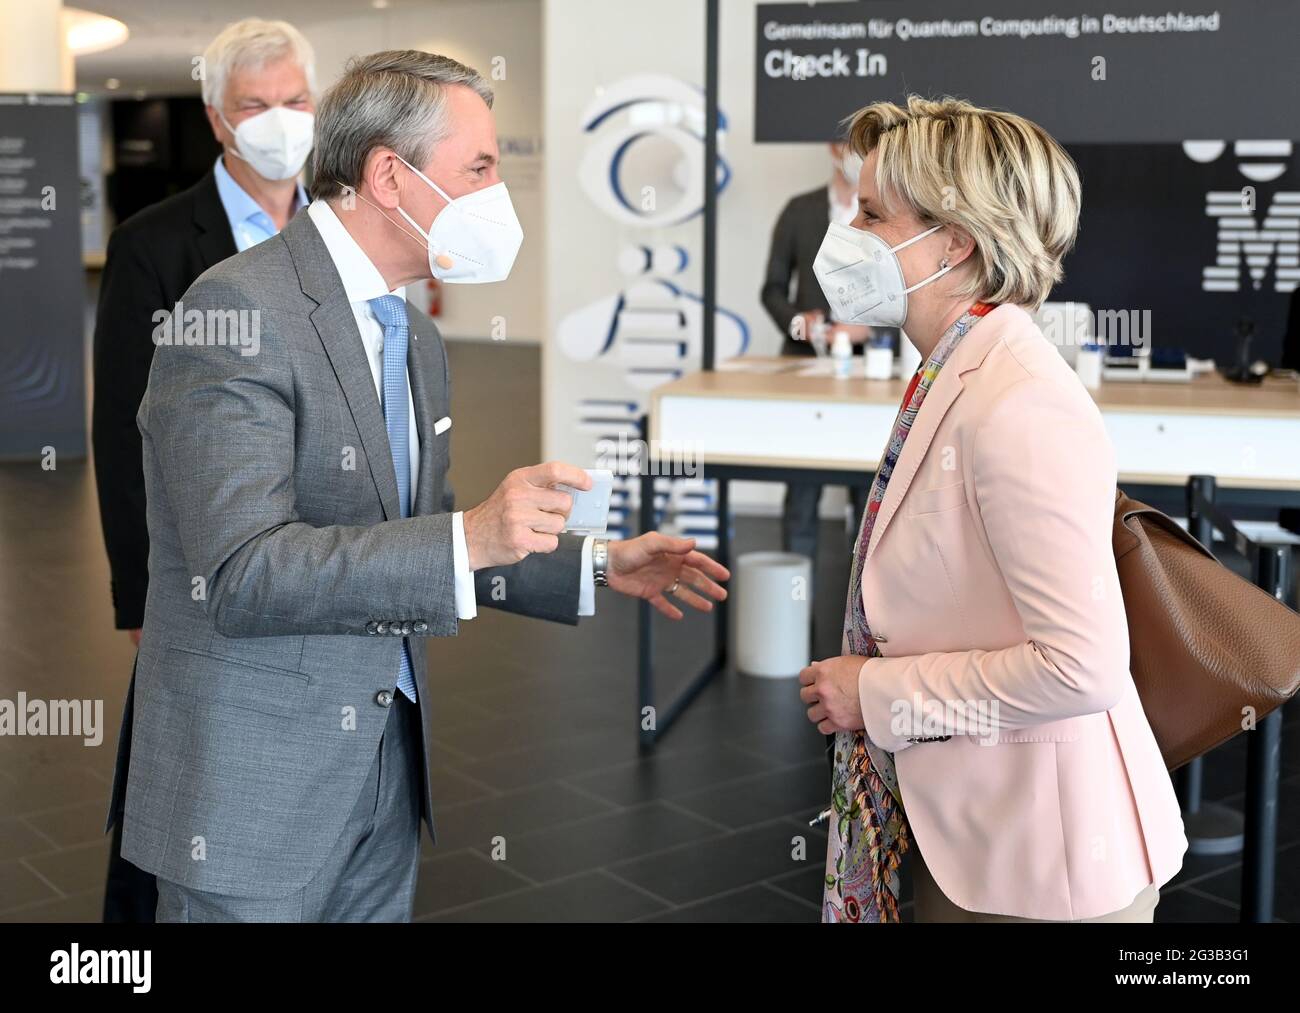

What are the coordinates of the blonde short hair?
(845, 95, 1080, 311)
(201, 18, 316, 111)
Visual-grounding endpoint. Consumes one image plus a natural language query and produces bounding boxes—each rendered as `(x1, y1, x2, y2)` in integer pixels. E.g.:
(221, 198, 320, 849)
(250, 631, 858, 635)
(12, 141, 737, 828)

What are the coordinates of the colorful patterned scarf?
(822, 303, 994, 923)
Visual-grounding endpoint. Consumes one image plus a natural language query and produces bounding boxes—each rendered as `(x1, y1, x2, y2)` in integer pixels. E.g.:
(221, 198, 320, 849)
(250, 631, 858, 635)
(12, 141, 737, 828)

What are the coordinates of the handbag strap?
(1114, 488, 1217, 562)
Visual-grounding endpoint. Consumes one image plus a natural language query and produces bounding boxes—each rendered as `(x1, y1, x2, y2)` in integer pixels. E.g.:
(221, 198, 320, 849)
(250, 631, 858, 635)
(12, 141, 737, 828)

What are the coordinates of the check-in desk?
(650, 358, 1300, 492)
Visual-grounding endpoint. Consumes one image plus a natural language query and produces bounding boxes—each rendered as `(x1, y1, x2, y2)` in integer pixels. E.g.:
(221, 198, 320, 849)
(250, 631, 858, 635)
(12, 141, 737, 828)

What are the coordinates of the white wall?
(542, 0, 843, 515)
(304, 0, 544, 343)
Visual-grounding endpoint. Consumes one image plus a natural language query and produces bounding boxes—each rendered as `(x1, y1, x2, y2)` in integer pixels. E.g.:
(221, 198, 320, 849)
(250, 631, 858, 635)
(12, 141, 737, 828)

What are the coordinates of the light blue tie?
(369, 294, 416, 703)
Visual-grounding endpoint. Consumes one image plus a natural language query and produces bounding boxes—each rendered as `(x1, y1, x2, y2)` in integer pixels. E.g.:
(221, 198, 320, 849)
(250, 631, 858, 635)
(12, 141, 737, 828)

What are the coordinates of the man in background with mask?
(92, 17, 316, 922)
(112, 49, 728, 923)
(759, 144, 873, 582)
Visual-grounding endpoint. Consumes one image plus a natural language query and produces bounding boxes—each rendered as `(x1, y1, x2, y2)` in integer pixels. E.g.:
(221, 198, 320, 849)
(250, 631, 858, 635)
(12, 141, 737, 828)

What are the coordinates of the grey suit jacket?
(107, 209, 585, 899)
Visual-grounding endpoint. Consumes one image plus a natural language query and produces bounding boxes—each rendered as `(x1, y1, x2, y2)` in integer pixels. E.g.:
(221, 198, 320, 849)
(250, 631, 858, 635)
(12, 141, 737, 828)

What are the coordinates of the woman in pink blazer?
(799, 96, 1187, 923)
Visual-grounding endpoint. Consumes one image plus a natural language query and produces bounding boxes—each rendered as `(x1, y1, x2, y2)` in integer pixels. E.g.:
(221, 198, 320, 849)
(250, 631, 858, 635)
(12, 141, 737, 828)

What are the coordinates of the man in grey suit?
(109, 49, 728, 922)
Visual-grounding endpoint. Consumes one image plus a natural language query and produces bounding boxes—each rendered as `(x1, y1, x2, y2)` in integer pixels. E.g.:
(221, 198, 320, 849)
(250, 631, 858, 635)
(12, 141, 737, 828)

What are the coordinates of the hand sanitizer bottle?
(832, 329, 853, 379)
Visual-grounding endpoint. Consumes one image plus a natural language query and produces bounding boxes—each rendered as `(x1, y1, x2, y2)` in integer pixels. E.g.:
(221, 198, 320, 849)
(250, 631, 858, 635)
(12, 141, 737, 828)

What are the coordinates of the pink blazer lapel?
(865, 310, 1008, 563)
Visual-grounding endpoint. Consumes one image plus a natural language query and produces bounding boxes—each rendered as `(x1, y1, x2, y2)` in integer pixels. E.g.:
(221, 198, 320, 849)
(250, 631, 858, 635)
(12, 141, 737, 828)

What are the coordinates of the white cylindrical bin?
(733, 551, 812, 678)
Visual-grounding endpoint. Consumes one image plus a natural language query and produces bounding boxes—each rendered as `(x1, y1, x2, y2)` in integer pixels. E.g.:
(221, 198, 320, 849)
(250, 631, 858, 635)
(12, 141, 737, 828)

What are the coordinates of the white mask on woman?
(813, 222, 951, 328)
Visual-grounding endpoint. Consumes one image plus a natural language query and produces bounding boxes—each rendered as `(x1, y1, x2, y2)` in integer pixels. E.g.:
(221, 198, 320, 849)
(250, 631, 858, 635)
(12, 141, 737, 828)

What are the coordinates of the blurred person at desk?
(760, 142, 873, 566)
(797, 96, 1186, 923)
(92, 17, 317, 923)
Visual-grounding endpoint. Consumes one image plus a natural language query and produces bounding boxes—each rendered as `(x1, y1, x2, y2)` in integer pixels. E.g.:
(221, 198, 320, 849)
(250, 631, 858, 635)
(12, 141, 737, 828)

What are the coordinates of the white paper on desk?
(714, 359, 796, 373)
(794, 358, 839, 377)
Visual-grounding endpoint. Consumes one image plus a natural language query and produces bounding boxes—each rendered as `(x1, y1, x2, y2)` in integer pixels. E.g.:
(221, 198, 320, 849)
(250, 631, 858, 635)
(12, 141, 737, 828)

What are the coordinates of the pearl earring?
(940, 258, 950, 269)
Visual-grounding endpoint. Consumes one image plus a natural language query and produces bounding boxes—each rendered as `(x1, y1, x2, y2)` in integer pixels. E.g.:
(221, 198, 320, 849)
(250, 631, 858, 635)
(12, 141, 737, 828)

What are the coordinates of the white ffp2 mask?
(220, 107, 314, 182)
(812, 222, 951, 328)
(392, 154, 523, 285)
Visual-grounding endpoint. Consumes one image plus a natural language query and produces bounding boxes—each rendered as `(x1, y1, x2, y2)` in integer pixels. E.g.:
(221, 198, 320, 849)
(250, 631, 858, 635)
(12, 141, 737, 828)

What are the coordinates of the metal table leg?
(1240, 543, 1291, 922)
(636, 420, 727, 748)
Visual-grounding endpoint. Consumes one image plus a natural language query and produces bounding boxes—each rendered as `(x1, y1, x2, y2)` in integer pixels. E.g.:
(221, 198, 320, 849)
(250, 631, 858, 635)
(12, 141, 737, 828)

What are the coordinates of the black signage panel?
(755, 1, 1299, 144)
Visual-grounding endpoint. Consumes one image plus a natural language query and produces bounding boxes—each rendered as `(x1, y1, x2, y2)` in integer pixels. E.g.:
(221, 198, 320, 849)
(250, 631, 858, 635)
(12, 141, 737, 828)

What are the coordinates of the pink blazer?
(856, 304, 1187, 920)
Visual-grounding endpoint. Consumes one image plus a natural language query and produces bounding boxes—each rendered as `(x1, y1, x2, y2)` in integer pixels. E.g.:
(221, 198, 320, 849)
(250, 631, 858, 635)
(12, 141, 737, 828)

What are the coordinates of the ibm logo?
(1186, 140, 1299, 294)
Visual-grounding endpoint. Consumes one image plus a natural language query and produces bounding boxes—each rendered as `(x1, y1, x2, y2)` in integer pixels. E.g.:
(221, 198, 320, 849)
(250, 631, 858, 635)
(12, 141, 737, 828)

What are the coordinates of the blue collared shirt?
(212, 155, 309, 252)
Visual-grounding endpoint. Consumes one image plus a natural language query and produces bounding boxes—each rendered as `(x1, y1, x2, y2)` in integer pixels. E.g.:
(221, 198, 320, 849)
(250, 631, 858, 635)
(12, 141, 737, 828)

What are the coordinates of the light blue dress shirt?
(212, 155, 309, 252)
(305, 200, 599, 618)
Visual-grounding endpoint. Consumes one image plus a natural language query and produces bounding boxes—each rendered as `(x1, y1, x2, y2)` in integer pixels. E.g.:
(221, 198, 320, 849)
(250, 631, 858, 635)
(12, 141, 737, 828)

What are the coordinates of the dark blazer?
(760, 185, 833, 357)
(92, 170, 238, 629)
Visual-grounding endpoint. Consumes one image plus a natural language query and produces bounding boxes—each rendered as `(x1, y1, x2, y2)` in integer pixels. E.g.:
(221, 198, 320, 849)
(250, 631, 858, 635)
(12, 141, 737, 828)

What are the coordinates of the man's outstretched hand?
(607, 532, 730, 619)
(463, 466, 731, 619)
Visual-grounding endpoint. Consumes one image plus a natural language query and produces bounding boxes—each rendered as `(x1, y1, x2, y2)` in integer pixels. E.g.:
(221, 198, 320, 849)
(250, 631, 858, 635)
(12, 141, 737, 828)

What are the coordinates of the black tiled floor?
(641, 884, 818, 923)
(468, 802, 719, 883)
(1152, 885, 1240, 924)
(412, 849, 534, 917)
(609, 818, 829, 907)
(422, 870, 668, 922)
(564, 742, 784, 807)
(420, 782, 614, 856)
(1175, 841, 1300, 918)
(3, 334, 1299, 923)
(671, 760, 830, 828)
(429, 699, 629, 760)
(446, 726, 654, 794)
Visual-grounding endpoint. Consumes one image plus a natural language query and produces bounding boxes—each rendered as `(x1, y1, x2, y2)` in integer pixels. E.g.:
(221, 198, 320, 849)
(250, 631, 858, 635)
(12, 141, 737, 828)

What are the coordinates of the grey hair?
(310, 50, 494, 201)
(200, 18, 316, 111)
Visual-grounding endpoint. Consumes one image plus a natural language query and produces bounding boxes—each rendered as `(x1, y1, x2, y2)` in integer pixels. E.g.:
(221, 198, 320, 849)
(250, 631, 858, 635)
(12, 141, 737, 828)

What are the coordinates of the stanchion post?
(1241, 544, 1291, 922)
(637, 415, 655, 749)
(1178, 475, 1215, 814)
(1179, 475, 1245, 856)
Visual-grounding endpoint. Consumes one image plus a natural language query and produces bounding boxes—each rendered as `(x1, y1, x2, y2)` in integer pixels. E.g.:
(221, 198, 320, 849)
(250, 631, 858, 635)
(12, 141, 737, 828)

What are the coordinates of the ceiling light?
(64, 8, 130, 56)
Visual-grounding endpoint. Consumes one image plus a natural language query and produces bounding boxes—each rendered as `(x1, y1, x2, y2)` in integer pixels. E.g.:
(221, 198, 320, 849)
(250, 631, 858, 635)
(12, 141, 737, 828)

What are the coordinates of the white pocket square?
(433, 416, 452, 436)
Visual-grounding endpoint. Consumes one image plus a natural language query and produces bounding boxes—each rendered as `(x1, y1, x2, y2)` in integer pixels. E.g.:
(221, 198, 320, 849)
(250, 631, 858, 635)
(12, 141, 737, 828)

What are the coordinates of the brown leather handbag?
(1113, 489, 1300, 771)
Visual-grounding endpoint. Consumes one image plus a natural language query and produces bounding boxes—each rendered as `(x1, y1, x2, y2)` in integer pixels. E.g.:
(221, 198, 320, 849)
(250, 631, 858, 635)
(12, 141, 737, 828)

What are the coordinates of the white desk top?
(653, 358, 1300, 418)
(648, 360, 1300, 488)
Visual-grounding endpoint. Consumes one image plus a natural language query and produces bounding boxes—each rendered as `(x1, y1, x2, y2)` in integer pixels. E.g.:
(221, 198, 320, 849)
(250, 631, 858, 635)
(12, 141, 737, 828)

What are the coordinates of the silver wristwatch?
(592, 538, 610, 587)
